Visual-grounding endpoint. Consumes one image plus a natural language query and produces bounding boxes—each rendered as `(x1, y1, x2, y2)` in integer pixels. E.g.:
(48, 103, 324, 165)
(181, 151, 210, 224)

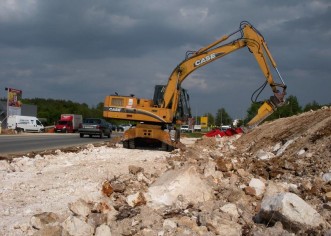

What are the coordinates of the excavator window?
(111, 98, 124, 106)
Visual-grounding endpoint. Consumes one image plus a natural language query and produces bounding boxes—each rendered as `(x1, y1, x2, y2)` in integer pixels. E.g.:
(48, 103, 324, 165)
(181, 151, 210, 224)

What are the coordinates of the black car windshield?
(58, 121, 68, 125)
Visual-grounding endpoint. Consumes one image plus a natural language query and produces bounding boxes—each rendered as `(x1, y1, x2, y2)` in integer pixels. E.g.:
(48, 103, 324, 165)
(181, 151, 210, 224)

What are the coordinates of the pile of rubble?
(1, 107, 331, 235)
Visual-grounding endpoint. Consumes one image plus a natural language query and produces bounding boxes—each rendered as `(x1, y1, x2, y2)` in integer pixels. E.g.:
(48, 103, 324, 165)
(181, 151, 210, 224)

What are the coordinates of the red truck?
(54, 114, 83, 133)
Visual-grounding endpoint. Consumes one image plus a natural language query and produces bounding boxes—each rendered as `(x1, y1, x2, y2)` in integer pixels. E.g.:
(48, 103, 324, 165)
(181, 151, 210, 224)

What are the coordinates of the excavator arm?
(161, 21, 287, 127)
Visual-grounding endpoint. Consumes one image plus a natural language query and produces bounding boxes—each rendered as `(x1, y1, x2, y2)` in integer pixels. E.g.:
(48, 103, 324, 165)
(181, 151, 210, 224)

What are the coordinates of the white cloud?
(86, 7, 139, 32)
(183, 75, 208, 90)
(179, 7, 209, 22)
(0, 0, 37, 21)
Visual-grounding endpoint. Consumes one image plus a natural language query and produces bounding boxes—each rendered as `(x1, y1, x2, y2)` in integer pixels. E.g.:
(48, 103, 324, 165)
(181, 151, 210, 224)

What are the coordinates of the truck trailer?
(54, 114, 83, 133)
(7, 115, 45, 133)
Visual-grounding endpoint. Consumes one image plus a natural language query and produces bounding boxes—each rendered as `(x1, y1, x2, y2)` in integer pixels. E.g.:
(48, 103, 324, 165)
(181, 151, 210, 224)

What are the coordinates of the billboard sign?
(7, 88, 22, 116)
(200, 116, 208, 128)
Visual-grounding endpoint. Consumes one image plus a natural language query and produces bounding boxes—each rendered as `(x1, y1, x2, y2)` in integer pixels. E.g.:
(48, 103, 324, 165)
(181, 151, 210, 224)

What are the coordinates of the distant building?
(0, 101, 38, 128)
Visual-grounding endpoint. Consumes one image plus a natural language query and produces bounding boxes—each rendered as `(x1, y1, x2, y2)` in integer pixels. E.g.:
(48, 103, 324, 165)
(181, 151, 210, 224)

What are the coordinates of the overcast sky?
(0, 0, 330, 119)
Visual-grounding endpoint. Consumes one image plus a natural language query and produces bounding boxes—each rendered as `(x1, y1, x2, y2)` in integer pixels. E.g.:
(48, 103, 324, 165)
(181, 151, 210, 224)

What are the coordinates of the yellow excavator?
(103, 21, 287, 151)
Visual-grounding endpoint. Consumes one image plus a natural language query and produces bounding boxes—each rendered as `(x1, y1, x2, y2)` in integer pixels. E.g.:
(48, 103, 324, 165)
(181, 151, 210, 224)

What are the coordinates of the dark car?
(116, 125, 124, 132)
(78, 118, 112, 138)
(108, 123, 117, 131)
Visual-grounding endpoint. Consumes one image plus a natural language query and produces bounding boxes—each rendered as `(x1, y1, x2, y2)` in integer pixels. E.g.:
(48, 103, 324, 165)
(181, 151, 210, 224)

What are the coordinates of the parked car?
(109, 123, 117, 131)
(106, 123, 118, 131)
(78, 118, 112, 138)
(114, 124, 133, 132)
(180, 125, 192, 133)
(116, 125, 124, 132)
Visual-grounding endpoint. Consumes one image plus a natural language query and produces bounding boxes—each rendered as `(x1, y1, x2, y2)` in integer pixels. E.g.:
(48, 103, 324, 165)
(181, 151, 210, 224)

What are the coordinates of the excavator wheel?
(161, 142, 168, 151)
(167, 145, 175, 152)
(161, 142, 175, 152)
(129, 139, 135, 149)
(123, 140, 129, 148)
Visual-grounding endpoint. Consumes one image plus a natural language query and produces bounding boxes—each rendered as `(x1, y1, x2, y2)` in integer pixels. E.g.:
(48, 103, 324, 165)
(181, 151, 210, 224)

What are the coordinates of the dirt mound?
(235, 107, 331, 181)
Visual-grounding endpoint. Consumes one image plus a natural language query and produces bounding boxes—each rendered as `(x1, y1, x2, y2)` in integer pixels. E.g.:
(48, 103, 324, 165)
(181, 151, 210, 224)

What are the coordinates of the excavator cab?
(153, 85, 192, 123)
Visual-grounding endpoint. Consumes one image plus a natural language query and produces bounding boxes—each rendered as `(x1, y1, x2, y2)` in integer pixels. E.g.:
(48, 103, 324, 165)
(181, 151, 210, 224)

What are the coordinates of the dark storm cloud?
(0, 0, 330, 119)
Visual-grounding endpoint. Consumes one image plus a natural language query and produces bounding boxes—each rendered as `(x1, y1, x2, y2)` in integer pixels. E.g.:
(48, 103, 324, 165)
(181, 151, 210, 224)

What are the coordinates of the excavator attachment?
(247, 84, 287, 129)
(247, 101, 275, 128)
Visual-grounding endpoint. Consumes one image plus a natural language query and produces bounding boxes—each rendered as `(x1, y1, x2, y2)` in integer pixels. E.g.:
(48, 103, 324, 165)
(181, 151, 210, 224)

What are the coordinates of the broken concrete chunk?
(264, 181, 289, 197)
(111, 182, 126, 193)
(62, 215, 94, 236)
(94, 224, 112, 236)
(325, 192, 331, 202)
(297, 149, 306, 156)
(30, 212, 60, 230)
(237, 168, 250, 178)
(244, 186, 256, 196)
(126, 192, 147, 207)
(205, 214, 242, 236)
(92, 201, 111, 214)
(255, 149, 275, 160)
(146, 166, 214, 209)
(220, 203, 239, 220)
(204, 161, 223, 180)
(163, 219, 177, 230)
(272, 142, 282, 152)
(322, 173, 331, 183)
(137, 172, 152, 185)
(256, 192, 325, 233)
(101, 180, 114, 197)
(129, 165, 144, 175)
(276, 139, 296, 157)
(139, 206, 163, 229)
(87, 213, 107, 228)
(249, 178, 266, 197)
(68, 198, 91, 218)
(215, 158, 233, 172)
(33, 225, 63, 236)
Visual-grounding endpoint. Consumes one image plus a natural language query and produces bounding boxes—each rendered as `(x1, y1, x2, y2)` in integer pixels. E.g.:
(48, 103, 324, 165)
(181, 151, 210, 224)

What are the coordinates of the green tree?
(215, 108, 232, 126)
(244, 95, 302, 124)
(303, 100, 321, 112)
(21, 98, 105, 125)
(203, 113, 215, 127)
(269, 95, 302, 119)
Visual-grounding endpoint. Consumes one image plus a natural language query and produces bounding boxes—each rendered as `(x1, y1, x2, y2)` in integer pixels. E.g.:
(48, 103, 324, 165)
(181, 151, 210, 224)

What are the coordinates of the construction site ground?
(0, 107, 330, 235)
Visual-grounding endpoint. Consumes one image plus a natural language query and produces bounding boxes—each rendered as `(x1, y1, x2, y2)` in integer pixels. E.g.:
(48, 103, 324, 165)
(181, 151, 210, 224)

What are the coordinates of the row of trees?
(1, 98, 105, 125)
(1, 95, 328, 127)
(203, 95, 328, 127)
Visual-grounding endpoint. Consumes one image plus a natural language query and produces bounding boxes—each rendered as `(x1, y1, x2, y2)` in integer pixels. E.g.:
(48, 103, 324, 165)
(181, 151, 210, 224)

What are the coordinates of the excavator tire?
(123, 140, 129, 148)
(167, 145, 175, 152)
(129, 139, 135, 149)
(161, 142, 168, 151)
(161, 142, 175, 152)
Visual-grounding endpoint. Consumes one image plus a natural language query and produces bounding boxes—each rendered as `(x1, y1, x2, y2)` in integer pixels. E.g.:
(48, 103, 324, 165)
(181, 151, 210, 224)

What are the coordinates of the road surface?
(0, 132, 121, 157)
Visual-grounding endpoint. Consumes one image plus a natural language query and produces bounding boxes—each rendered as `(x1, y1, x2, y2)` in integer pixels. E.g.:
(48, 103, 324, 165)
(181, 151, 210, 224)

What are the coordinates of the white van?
(7, 115, 45, 133)
(180, 125, 192, 133)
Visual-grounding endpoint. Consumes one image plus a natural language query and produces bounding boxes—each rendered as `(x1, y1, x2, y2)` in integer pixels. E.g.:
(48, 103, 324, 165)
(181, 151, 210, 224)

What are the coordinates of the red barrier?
(205, 127, 243, 137)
